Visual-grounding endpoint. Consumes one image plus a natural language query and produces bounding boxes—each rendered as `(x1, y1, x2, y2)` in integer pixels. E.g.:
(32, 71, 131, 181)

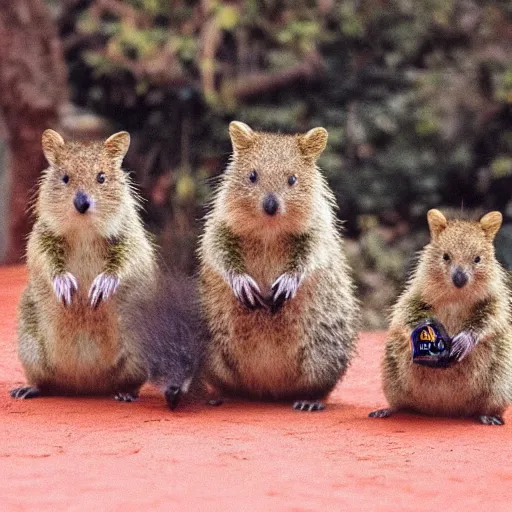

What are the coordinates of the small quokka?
(370, 209, 512, 425)
(198, 121, 359, 411)
(11, 129, 157, 401)
(124, 272, 208, 410)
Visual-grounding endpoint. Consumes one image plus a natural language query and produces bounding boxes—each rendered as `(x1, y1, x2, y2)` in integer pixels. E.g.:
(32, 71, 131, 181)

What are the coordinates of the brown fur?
(14, 130, 156, 397)
(198, 122, 359, 403)
(380, 210, 512, 419)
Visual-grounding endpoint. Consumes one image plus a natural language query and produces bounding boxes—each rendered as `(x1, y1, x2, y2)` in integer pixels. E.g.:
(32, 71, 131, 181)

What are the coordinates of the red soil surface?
(1, 265, 511, 511)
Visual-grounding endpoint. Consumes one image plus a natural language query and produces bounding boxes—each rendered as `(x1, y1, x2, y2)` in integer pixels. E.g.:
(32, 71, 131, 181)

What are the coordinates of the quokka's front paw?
(228, 273, 267, 310)
(89, 273, 120, 308)
(271, 272, 304, 313)
(450, 331, 477, 362)
(52, 272, 78, 306)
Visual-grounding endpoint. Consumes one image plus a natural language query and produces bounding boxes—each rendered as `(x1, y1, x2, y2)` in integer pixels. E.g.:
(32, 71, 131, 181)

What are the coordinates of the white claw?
(88, 273, 120, 307)
(451, 331, 477, 362)
(228, 273, 265, 308)
(52, 273, 78, 306)
(272, 272, 304, 301)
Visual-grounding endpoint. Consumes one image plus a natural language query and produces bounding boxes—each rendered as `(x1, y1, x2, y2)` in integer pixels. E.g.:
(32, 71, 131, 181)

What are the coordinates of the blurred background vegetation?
(1, 0, 512, 328)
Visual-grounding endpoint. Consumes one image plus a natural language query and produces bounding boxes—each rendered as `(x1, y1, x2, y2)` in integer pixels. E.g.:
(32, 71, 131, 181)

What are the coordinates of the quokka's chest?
(65, 236, 108, 290)
(432, 302, 471, 337)
(241, 240, 291, 296)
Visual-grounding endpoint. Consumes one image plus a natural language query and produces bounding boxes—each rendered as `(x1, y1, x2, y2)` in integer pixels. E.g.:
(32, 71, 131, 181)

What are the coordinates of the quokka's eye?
(443, 253, 450, 262)
(474, 256, 481, 263)
(97, 172, 106, 184)
(249, 170, 258, 183)
(288, 175, 297, 186)
(62, 175, 69, 185)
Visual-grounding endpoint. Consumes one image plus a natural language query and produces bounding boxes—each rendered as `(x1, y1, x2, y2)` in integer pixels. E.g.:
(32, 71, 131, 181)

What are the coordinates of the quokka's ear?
(42, 129, 65, 166)
(229, 121, 255, 152)
(297, 127, 328, 159)
(480, 211, 502, 241)
(104, 131, 131, 162)
(427, 209, 448, 240)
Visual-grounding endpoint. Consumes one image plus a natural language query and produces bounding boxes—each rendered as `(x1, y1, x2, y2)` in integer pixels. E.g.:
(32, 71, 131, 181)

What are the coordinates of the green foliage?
(54, 0, 512, 325)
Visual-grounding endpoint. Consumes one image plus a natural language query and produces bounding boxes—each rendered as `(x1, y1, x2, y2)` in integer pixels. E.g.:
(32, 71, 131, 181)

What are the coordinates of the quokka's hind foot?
(10, 386, 41, 399)
(207, 399, 224, 406)
(292, 400, 325, 412)
(479, 414, 504, 426)
(369, 408, 394, 418)
(114, 391, 139, 402)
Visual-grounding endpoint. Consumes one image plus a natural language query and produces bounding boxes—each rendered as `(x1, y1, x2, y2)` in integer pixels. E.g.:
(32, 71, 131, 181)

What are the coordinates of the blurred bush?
(48, 0, 512, 327)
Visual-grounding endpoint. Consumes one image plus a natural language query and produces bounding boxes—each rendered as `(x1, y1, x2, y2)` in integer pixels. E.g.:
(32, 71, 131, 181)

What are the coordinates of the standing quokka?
(370, 209, 512, 425)
(11, 129, 157, 401)
(198, 121, 359, 411)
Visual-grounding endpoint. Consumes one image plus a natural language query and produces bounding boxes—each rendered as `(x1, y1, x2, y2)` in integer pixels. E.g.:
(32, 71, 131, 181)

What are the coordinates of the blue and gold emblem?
(410, 319, 453, 368)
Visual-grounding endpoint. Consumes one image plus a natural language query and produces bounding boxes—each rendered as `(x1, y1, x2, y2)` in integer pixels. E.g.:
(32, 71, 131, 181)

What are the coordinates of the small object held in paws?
(52, 273, 78, 306)
(229, 273, 267, 310)
(410, 319, 453, 368)
(89, 273, 120, 308)
(292, 400, 325, 412)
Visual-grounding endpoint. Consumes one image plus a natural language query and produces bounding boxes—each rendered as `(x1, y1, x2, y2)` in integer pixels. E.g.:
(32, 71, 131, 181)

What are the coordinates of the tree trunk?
(0, 0, 67, 264)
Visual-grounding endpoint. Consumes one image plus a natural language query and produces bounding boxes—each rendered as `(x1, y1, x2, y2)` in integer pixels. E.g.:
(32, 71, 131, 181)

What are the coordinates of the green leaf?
(216, 6, 240, 31)
(491, 157, 512, 178)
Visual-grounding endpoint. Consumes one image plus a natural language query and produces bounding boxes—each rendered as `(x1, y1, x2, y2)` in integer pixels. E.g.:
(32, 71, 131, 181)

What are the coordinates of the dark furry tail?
(125, 272, 208, 410)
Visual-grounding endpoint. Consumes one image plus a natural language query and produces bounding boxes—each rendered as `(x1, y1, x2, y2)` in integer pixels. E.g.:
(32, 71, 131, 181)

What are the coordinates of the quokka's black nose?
(73, 191, 90, 214)
(452, 268, 468, 288)
(263, 194, 279, 216)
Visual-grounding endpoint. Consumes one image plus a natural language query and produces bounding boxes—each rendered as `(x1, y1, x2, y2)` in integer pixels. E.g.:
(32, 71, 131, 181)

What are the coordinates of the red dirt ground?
(1, 265, 511, 511)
